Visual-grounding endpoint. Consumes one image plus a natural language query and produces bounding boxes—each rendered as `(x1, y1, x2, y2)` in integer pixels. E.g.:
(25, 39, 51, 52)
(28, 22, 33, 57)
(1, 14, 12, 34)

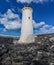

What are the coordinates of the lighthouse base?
(18, 34, 35, 44)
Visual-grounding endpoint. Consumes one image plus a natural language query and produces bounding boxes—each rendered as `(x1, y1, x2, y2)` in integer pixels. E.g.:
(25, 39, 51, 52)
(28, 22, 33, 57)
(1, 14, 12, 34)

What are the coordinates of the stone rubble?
(0, 34, 54, 65)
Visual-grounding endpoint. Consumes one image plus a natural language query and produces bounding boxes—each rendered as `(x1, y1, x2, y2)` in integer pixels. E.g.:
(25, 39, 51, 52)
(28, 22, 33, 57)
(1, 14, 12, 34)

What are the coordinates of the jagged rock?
(0, 35, 54, 65)
(12, 62, 23, 65)
(13, 56, 23, 63)
(23, 61, 31, 65)
(31, 59, 49, 65)
(1, 56, 12, 65)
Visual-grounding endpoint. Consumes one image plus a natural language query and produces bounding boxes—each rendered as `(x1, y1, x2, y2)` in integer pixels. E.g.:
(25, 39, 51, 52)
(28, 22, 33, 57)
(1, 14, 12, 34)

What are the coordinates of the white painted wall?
(18, 6, 34, 43)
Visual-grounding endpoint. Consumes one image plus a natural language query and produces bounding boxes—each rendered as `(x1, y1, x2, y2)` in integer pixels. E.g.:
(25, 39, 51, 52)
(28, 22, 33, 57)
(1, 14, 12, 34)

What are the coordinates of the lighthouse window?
(28, 17, 30, 19)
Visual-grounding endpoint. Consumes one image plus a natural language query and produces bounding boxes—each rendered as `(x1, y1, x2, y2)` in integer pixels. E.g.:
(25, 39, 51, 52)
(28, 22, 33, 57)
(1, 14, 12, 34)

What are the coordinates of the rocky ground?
(0, 34, 54, 65)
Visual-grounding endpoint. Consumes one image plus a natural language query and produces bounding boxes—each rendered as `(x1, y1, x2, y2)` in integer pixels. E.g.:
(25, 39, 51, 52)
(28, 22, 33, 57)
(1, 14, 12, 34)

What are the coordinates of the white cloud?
(5, 21, 21, 30)
(34, 24, 54, 34)
(43, 25, 51, 28)
(34, 20, 54, 34)
(6, 0, 53, 3)
(6, 9, 19, 19)
(33, 20, 45, 28)
(51, 27, 54, 29)
(17, 0, 33, 3)
(17, 0, 53, 3)
(0, 9, 21, 30)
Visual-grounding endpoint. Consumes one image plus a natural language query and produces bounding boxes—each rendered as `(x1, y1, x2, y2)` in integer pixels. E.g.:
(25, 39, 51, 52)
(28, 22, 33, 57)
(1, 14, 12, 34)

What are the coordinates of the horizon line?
(0, 33, 54, 38)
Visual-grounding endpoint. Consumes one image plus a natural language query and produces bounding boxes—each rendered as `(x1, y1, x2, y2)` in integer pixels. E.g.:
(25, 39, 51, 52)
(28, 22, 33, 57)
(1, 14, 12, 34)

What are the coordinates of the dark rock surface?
(0, 43, 50, 65)
(0, 34, 54, 65)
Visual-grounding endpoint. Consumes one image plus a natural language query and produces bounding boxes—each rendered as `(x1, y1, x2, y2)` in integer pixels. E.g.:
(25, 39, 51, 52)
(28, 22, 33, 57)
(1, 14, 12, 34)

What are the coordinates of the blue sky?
(0, 0, 54, 37)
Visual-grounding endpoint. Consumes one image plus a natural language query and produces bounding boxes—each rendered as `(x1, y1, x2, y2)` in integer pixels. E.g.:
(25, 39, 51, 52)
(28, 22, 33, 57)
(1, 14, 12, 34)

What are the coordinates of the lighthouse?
(18, 6, 34, 43)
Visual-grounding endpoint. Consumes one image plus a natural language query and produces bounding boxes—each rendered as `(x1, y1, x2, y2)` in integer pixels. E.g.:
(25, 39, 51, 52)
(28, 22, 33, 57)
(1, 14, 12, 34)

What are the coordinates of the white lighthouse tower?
(18, 6, 34, 43)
